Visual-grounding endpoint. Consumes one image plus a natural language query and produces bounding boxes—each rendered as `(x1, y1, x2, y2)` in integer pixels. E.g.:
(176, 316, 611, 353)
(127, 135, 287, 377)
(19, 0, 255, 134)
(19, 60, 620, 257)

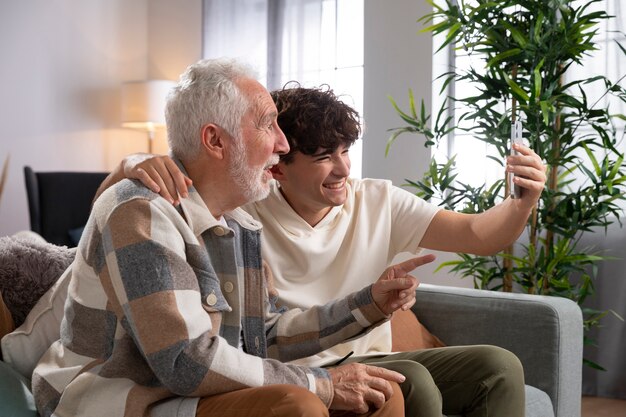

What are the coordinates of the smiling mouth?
(323, 180, 345, 190)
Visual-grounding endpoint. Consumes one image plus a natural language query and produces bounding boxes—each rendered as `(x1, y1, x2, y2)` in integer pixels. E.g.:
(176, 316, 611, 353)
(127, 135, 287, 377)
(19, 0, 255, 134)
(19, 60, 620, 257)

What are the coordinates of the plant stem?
(503, 65, 519, 293)
(545, 67, 564, 294)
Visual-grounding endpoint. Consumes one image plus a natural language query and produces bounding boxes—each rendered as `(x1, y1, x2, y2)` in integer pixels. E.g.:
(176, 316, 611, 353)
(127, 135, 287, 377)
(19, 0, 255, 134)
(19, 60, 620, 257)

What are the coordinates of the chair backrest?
(24, 166, 109, 247)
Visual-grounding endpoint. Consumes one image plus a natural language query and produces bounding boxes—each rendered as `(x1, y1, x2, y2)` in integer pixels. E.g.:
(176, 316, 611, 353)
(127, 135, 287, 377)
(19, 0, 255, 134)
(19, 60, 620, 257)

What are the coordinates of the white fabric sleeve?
(388, 185, 442, 255)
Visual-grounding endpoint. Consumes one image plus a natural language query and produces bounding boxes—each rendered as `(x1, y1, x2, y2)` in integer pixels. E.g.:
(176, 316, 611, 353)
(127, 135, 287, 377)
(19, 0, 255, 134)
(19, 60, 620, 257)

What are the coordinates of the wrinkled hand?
(506, 144, 546, 207)
(371, 254, 435, 315)
(122, 154, 192, 205)
(328, 363, 405, 414)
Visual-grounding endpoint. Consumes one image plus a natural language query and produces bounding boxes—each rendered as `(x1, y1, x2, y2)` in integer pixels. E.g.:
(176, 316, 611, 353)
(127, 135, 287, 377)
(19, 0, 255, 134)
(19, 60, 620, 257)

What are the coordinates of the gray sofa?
(0, 236, 582, 417)
(414, 284, 583, 417)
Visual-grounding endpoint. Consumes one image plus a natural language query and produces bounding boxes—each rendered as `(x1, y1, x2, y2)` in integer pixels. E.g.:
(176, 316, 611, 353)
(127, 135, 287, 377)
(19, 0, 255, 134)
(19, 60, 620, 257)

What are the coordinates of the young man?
(106, 84, 547, 416)
(32, 60, 431, 417)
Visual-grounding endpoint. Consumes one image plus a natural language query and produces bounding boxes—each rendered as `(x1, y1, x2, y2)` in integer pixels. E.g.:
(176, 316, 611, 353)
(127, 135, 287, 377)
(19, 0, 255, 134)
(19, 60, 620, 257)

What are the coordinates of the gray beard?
(228, 138, 271, 203)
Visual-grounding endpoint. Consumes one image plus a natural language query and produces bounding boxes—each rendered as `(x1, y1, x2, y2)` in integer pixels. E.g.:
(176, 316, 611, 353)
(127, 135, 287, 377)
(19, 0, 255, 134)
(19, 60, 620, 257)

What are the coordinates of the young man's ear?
(270, 163, 286, 180)
(201, 124, 225, 159)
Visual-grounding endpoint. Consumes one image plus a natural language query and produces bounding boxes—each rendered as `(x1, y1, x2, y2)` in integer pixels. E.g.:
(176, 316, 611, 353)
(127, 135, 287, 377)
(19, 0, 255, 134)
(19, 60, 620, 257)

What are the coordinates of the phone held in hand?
(510, 118, 523, 199)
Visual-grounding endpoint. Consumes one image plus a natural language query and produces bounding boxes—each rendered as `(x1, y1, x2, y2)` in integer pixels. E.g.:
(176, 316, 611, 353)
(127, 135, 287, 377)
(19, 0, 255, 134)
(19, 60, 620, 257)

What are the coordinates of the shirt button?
(224, 282, 234, 293)
(206, 293, 218, 306)
(213, 227, 225, 236)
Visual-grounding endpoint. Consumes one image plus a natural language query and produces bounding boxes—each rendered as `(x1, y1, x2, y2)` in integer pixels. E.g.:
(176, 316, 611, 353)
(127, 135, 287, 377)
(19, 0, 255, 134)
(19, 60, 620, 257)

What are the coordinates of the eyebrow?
(311, 148, 334, 157)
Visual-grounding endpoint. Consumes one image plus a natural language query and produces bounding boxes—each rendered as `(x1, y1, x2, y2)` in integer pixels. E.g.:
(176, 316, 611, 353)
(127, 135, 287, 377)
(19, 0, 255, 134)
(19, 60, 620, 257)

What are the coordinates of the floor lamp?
(120, 80, 175, 153)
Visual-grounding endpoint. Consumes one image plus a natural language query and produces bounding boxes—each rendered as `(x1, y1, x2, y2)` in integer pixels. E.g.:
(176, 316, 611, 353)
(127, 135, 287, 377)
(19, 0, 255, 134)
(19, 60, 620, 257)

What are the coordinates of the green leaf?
(502, 22, 527, 48)
(434, 260, 463, 273)
(409, 89, 417, 119)
(534, 11, 544, 42)
(437, 22, 462, 53)
(608, 154, 624, 181)
(424, 0, 444, 14)
(540, 101, 551, 125)
(388, 94, 426, 127)
(583, 358, 607, 371)
(533, 58, 545, 100)
(421, 20, 450, 34)
(615, 40, 626, 57)
(503, 72, 529, 103)
(582, 143, 602, 176)
(486, 48, 523, 68)
(385, 129, 407, 157)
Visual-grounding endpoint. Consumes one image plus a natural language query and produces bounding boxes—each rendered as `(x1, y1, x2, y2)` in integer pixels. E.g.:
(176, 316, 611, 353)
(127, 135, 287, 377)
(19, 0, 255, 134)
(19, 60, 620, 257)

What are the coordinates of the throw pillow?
(390, 308, 445, 351)
(0, 235, 75, 327)
(1, 266, 72, 379)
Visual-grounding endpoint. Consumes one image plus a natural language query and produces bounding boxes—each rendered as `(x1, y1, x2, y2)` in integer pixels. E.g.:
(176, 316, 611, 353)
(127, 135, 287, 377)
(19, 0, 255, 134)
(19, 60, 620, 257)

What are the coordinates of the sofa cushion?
(444, 383, 554, 417)
(0, 234, 74, 327)
(524, 385, 555, 417)
(0, 360, 38, 417)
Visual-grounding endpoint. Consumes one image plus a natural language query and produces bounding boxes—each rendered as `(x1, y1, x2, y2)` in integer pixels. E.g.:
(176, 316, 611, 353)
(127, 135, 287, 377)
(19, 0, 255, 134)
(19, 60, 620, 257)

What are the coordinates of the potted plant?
(387, 0, 626, 368)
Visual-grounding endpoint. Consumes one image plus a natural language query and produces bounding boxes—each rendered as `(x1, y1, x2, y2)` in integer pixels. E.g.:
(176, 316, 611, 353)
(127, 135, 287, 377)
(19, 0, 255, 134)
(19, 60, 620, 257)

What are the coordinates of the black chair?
(24, 166, 109, 247)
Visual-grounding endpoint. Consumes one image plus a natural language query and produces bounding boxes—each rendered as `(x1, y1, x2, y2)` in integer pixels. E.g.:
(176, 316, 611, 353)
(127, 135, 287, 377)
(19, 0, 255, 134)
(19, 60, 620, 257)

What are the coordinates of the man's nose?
(273, 126, 290, 155)
(333, 155, 351, 176)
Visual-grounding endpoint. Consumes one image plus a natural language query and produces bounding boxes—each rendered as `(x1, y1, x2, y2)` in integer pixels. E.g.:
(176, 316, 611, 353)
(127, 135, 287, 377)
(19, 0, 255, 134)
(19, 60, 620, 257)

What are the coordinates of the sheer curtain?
(577, 3, 626, 399)
(203, 0, 269, 79)
(203, 0, 364, 177)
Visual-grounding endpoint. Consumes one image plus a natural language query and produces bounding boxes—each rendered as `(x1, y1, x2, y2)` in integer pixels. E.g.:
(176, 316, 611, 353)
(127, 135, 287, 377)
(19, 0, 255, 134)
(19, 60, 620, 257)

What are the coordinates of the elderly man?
(31, 59, 432, 417)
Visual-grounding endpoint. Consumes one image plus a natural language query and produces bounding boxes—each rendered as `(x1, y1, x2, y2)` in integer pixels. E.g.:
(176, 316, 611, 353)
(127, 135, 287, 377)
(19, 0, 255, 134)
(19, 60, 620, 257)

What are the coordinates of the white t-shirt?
(243, 178, 441, 366)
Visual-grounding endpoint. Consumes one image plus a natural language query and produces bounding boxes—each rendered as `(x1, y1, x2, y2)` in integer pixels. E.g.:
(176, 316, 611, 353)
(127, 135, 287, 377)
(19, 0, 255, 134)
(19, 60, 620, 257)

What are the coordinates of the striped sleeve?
(263, 277, 390, 363)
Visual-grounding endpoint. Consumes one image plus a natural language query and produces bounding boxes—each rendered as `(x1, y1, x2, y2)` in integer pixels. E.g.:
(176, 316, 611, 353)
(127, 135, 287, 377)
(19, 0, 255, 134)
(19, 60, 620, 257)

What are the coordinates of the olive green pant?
(340, 345, 525, 417)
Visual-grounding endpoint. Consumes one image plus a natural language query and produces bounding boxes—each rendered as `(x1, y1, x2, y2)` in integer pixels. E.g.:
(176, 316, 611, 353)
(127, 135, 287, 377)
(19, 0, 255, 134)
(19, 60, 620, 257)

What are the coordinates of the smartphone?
(509, 118, 523, 199)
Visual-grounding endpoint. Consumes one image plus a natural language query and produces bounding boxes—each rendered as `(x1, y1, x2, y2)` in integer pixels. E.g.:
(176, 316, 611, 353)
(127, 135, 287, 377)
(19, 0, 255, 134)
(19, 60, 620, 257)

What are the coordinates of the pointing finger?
(390, 254, 436, 277)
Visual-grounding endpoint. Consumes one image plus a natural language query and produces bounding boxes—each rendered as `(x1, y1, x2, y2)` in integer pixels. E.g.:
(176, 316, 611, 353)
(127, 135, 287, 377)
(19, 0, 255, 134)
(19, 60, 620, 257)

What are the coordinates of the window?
(571, 1, 626, 131)
(203, 0, 364, 178)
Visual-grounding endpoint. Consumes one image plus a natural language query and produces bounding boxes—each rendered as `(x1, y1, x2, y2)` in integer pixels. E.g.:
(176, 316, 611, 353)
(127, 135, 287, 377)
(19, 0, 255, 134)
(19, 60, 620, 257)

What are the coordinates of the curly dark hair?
(271, 83, 361, 164)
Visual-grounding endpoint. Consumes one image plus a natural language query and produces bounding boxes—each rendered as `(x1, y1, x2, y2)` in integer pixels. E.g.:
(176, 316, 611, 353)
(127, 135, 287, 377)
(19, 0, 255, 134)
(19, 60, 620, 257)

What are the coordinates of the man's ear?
(201, 124, 225, 159)
(270, 162, 286, 180)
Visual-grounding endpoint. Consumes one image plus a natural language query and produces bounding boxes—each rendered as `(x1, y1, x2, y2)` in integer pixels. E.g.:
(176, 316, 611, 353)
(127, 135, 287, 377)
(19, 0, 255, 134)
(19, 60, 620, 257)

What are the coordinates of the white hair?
(165, 58, 258, 161)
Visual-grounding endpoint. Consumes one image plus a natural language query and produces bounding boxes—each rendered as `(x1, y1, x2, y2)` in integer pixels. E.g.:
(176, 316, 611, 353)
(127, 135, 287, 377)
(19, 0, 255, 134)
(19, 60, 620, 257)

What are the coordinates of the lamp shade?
(120, 80, 175, 131)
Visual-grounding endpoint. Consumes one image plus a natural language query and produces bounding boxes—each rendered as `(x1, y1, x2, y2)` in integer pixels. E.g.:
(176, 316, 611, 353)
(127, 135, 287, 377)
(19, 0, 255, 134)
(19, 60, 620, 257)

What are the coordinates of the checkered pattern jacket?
(32, 177, 388, 417)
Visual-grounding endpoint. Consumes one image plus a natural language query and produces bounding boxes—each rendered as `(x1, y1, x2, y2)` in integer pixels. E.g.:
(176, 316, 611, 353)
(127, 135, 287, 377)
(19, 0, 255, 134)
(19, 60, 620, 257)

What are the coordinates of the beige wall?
(147, 0, 203, 81)
(0, 0, 202, 237)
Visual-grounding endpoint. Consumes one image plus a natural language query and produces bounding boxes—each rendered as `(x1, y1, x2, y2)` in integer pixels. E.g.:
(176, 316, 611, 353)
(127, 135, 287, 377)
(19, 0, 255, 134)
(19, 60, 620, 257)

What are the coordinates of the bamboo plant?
(387, 0, 626, 368)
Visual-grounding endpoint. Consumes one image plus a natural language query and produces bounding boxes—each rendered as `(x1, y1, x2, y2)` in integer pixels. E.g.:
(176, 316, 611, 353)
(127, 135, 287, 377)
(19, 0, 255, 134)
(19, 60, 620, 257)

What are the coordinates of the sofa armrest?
(412, 284, 582, 417)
